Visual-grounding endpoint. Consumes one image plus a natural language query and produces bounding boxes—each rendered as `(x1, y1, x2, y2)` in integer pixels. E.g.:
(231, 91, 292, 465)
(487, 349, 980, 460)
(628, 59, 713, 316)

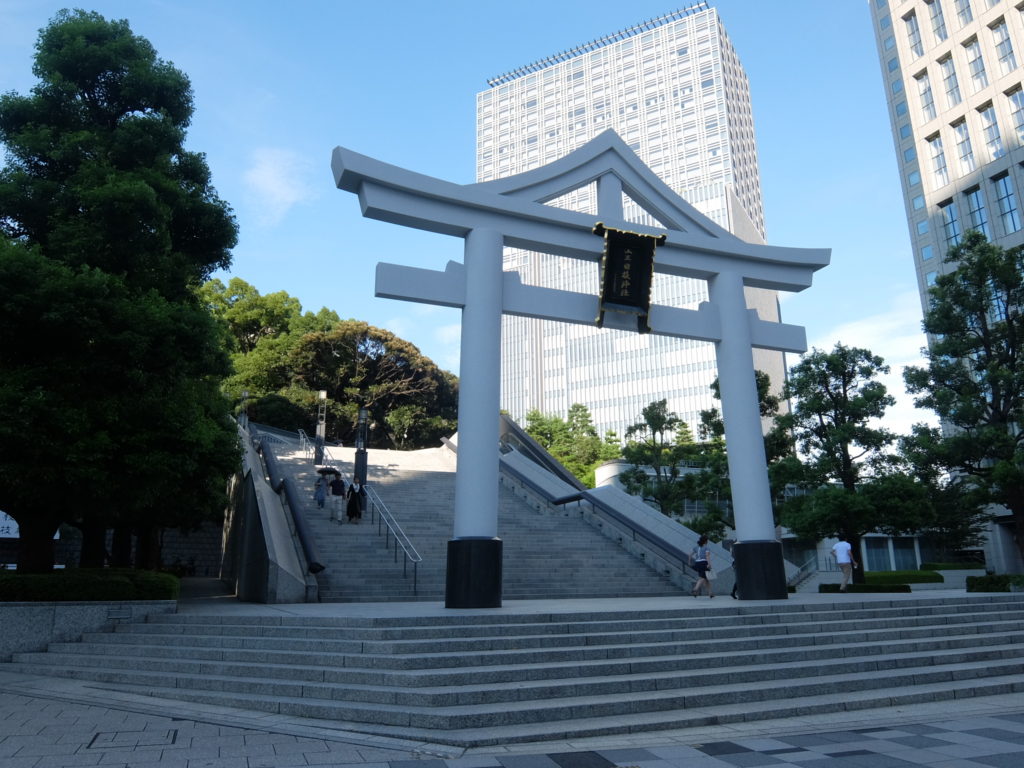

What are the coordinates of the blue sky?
(0, 0, 933, 433)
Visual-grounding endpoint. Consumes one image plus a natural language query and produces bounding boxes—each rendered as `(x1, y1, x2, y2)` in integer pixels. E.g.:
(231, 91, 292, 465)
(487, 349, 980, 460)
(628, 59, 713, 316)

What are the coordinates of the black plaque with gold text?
(593, 222, 665, 333)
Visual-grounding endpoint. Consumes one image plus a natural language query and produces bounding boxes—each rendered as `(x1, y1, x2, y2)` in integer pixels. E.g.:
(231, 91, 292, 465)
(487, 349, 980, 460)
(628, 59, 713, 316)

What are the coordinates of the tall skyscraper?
(869, 0, 1024, 310)
(475, 2, 784, 441)
(869, 0, 1023, 570)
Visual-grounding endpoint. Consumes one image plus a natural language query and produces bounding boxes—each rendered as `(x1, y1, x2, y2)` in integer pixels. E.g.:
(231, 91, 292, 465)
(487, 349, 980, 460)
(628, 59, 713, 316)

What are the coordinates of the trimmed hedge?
(819, 583, 912, 593)
(866, 570, 943, 585)
(920, 562, 985, 571)
(966, 574, 1024, 592)
(0, 569, 180, 602)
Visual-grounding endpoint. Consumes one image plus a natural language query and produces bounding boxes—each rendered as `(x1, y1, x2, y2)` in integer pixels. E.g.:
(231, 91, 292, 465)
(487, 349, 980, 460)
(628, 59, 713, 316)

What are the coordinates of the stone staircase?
(277, 446, 683, 602)
(5, 595, 1024, 747)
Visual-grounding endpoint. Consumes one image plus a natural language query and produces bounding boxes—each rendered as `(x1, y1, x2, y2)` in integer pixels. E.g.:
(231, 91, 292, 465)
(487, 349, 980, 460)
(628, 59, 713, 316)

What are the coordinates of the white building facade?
(476, 2, 785, 440)
(870, 0, 1024, 573)
(869, 0, 1024, 307)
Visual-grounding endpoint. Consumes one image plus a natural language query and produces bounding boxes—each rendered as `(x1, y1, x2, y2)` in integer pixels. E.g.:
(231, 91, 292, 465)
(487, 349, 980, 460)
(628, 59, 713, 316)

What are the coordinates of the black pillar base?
(733, 540, 788, 600)
(445, 538, 502, 608)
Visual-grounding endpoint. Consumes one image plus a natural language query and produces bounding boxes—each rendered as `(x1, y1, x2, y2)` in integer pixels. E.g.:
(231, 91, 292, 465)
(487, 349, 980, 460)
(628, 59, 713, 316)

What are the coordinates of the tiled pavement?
(2, 678, 1023, 768)
(3, 587, 1024, 767)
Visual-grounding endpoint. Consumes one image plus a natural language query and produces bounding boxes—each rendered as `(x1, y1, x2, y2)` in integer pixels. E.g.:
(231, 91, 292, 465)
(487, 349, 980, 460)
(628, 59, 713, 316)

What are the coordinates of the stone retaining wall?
(0, 601, 176, 661)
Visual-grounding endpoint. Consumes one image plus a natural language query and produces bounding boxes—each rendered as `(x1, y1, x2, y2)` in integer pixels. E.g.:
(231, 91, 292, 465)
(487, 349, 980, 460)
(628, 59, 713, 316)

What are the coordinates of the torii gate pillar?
(710, 270, 787, 598)
(446, 228, 504, 608)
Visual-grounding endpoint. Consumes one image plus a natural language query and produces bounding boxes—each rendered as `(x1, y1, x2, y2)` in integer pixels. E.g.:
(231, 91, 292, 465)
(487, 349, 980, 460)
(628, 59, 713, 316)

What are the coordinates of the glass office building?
(476, 1, 784, 441)
(869, 0, 1024, 572)
(870, 0, 1024, 310)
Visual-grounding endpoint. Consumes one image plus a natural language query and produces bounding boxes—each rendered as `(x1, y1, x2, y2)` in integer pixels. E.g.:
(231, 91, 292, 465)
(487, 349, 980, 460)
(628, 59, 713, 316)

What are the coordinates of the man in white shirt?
(831, 535, 859, 592)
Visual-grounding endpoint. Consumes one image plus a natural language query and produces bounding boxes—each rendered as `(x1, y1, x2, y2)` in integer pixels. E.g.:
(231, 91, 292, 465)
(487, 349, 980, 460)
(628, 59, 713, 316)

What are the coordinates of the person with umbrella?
(314, 467, 337, 512)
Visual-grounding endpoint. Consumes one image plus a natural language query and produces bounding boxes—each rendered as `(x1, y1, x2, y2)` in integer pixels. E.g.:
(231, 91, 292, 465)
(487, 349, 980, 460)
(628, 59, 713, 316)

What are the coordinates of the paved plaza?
(2, 587, 1023, 767)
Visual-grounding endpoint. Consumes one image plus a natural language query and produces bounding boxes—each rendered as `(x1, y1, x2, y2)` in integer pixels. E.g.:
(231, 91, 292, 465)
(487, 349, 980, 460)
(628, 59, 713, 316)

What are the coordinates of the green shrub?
(125, 570, 180, 600)
(866, 570, 943, 585)
(966, 574, 1024, 592)
(819, 583, 912, 593)
(0, 569, 179, 601)
(920, 562, 985, 571)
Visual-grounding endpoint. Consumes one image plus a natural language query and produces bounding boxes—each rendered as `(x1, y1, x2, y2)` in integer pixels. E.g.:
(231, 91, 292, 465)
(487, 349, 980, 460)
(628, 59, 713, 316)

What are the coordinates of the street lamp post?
(354, 406, 369, 488)
(314, 390, 327, 465)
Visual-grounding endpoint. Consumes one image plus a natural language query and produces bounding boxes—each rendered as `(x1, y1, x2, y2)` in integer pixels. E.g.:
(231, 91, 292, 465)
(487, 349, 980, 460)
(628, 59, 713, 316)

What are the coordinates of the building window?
(953, 120, 975, 175)
(927, 0, 949, 41)
(905, 145, 918, 162)
(993, 173, 1021, 233)
(928, 134, 950, 186)
(979, 105, 1005, 160)
(913, 194, 926, 209)
(1008, 88, 1024, 143)
(965, 39, 988, 92)
(918, 218, 931, 234)
(921, 243, 935, 261)
(917, 72, 937, 121)
(909, 169, 922, 186)
(926, 270, 938, 286)
(954, 0, 973, 27)
(895, 99, 909, 116)
(940, 201, 963, 247)
(991, 20, 1017, 76)
(939, 56, 962, 107)
(964, 186, 992, 238)
(900, 123, 913, 139)
(906, 13, 925, 57)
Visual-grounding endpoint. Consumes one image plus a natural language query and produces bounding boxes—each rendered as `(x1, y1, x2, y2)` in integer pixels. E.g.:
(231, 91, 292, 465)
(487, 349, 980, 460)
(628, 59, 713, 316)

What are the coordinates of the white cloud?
(243, 147, 316, 226)
(804, 290, 939, 436)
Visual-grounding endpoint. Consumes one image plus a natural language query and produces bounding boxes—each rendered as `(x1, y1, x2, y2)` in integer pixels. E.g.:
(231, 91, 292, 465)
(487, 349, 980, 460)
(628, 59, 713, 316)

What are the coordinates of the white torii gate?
(333, 130, 830, 607)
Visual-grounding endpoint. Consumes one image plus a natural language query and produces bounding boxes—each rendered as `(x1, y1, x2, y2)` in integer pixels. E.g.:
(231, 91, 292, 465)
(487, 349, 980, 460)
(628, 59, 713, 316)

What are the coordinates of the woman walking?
(346, 478, 365, 523)
(689, 535, 714, 598)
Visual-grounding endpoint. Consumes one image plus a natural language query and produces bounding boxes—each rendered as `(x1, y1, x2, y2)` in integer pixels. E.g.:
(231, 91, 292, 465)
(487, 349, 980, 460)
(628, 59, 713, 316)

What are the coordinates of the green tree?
(199, 277, 340, 411)
(199, 277, 303, 354)
(903, 230, 1024, 559)
(684, 370, 791, 527)
(621, 400, 697, 517)
(899, 426, 992, 560)
(0, 11, 239, 571)
(523, 404, 620, 487)
(776, 344, 919, 578)
(286, 320, 457, 448)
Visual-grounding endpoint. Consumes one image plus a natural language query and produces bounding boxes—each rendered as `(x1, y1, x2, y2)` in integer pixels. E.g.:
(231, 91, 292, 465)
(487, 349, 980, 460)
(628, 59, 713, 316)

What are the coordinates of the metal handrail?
(787, 554, 819, 586)
(256, 438, 325, 574)
(497, 456, 701, 585)
(298, 430, 313, 460)
(318, 445, 422, 595)
(364, 485, 422, 594)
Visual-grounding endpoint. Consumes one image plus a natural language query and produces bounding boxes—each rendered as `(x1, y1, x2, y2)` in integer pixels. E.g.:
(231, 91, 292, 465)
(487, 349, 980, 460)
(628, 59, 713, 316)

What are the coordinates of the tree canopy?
(203, 278, 459, 451)
(523, 404, 620, 487)
(0, 11, 239, 571)
(620, 400, 699, 518)
(776, 344, 929, 577)
(903, 230, 1024, 559)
